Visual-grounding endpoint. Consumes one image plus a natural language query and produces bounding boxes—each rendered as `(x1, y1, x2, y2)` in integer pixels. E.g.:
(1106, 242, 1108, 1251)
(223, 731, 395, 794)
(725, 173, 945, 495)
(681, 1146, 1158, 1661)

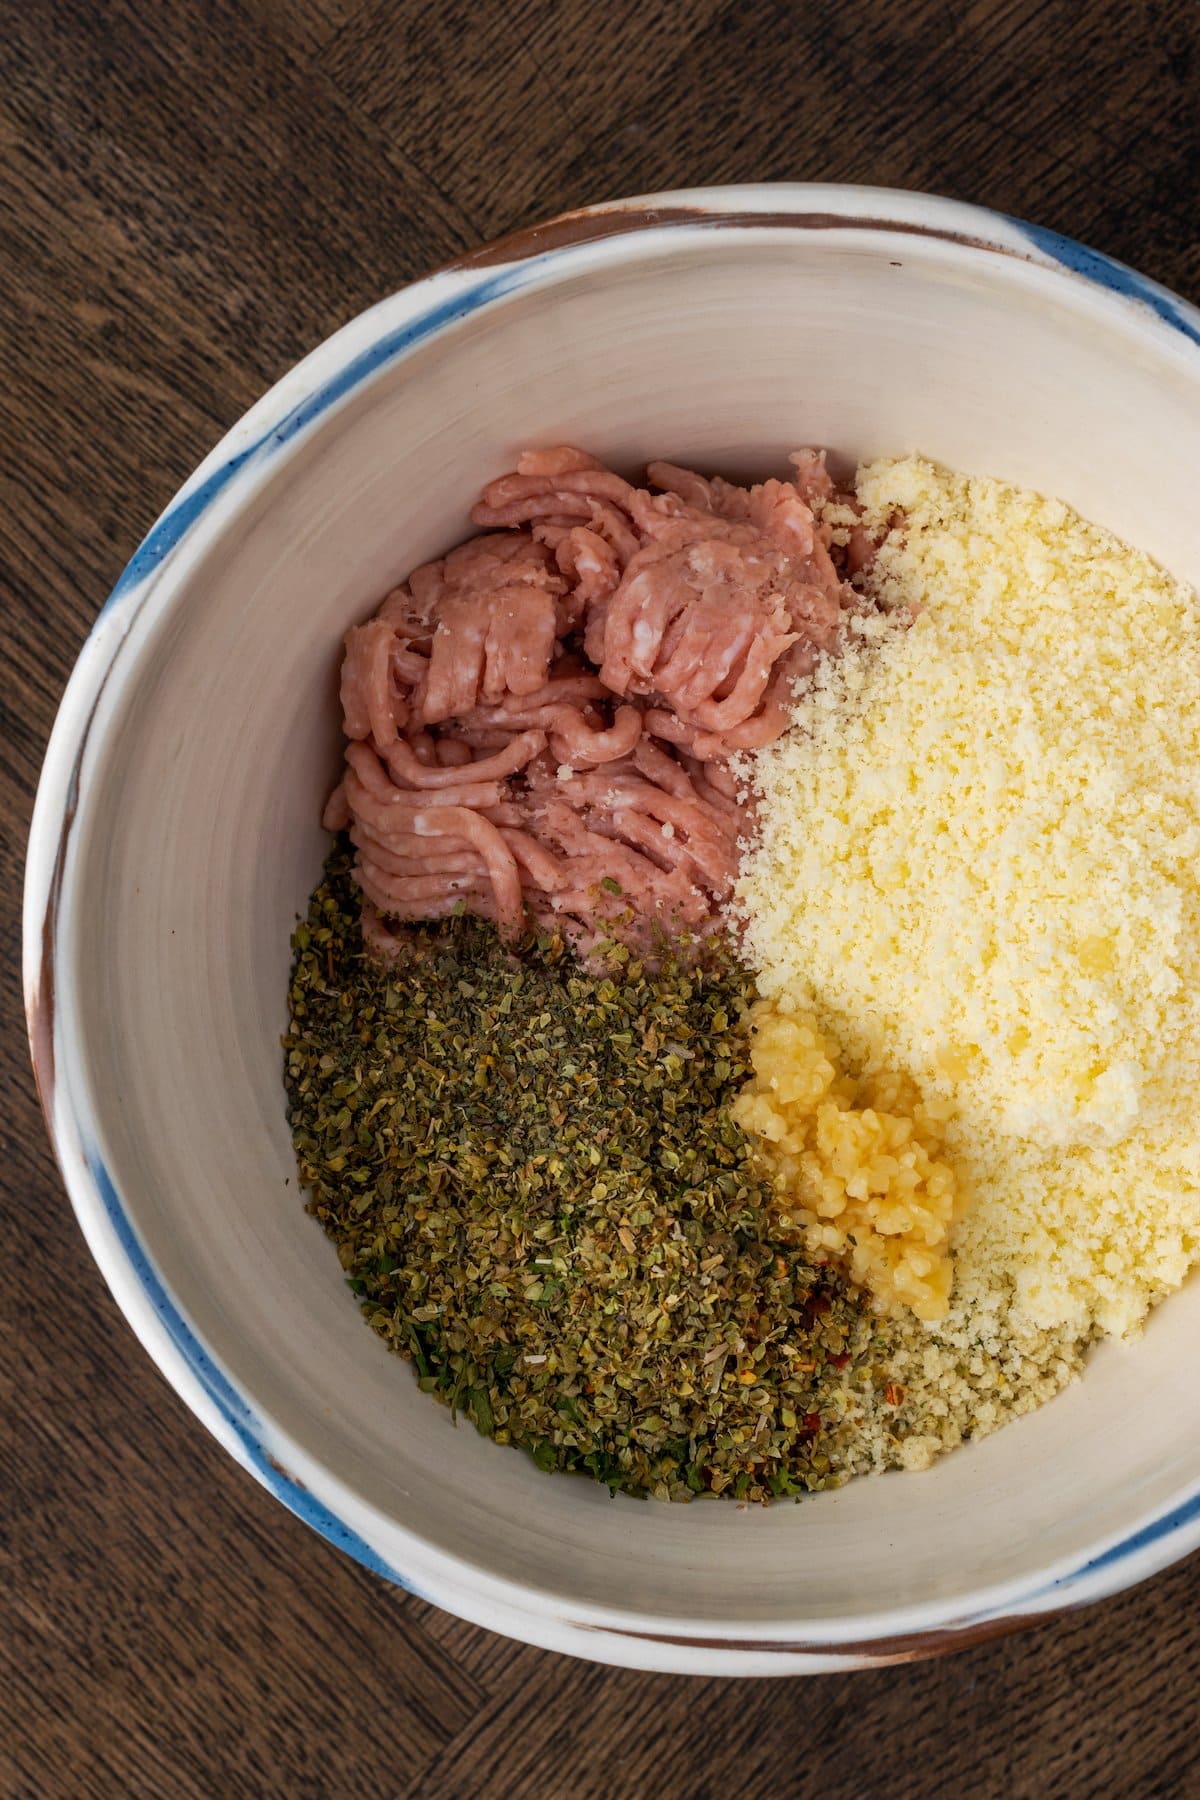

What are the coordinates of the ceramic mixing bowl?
(25, 184, 1200, 1674)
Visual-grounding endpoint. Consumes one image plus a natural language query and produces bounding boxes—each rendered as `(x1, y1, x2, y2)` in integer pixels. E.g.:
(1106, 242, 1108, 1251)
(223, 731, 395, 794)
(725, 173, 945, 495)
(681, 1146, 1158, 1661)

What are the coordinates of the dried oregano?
(284, 846, 881, 1502)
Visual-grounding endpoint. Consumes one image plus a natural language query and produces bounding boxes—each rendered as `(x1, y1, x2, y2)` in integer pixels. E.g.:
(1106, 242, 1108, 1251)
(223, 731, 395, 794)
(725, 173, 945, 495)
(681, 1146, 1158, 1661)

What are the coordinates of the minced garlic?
(739, 456, 1200, 1341)
(733, 1001, 960, 1320)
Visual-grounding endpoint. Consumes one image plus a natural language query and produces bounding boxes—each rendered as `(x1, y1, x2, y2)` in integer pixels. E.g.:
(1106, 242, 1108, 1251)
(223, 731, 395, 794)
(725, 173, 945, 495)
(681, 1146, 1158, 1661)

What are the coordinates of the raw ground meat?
(326, 447, 873, 960)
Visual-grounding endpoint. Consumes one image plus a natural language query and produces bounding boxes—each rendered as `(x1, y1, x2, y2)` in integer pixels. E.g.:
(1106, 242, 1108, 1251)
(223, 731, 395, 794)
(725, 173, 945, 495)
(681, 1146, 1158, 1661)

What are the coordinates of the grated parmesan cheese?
(739, 456, 1200, 1342)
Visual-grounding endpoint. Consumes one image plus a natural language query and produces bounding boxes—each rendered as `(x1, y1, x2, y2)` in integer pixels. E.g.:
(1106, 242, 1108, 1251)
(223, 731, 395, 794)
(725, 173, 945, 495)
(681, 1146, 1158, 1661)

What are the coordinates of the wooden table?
(5, 2, 1199, 1794)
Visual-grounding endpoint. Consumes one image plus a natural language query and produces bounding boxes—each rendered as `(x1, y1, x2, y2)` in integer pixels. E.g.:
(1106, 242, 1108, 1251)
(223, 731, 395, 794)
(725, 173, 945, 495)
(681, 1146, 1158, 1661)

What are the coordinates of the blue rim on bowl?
(23, 184, 1200, 1674)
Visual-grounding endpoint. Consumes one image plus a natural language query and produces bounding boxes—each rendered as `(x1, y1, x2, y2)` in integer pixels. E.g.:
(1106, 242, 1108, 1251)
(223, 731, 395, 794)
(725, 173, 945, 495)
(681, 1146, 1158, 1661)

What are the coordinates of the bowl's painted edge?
(23, 184, 1200, 1674)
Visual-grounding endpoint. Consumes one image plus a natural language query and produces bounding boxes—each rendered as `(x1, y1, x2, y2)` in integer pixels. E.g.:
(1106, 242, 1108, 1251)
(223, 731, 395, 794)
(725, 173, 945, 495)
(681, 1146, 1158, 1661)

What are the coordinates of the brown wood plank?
(321, 0, 1200, 290)
(411, 1555, 1200, 1800)
(4, 0, 1199, 1794)
(320, 0, 732, 240)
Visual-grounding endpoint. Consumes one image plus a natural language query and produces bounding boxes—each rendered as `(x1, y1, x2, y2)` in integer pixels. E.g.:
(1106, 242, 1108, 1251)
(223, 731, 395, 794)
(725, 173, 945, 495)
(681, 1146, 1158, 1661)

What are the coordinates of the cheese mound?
(732, 1001, 960, 1321)
(739, 456, 1200, 1338)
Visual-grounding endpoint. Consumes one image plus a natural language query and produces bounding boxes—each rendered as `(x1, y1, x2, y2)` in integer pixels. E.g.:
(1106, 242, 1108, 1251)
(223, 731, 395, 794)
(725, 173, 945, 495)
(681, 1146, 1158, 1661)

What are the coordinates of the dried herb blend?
(285, 848, 876, 1502)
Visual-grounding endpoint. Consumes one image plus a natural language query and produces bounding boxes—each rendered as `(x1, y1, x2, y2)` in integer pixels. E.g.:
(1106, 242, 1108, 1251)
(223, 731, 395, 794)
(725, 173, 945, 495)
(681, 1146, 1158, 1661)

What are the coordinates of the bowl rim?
(23, 182, 1200, 1675)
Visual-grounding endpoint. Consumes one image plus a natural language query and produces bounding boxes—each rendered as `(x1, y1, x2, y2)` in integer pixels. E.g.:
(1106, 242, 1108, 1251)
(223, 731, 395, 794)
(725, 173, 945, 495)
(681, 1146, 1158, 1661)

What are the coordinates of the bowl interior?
(66, 225, 1200, 1631)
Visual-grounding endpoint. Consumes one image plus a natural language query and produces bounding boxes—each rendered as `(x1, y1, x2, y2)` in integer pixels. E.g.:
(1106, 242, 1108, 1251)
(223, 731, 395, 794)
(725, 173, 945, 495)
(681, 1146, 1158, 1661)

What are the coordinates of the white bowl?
(25, 184, 1200, 1675)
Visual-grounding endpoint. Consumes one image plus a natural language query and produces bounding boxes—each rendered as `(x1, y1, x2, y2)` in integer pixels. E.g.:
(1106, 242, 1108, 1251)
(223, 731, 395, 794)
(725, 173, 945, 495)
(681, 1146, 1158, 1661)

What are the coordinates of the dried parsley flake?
(284, 846, 878, 1502)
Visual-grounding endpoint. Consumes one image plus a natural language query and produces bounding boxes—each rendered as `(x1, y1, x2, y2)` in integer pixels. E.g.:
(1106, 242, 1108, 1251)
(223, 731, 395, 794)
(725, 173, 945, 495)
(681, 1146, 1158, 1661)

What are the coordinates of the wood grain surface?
(4, 1, 1199, 1795)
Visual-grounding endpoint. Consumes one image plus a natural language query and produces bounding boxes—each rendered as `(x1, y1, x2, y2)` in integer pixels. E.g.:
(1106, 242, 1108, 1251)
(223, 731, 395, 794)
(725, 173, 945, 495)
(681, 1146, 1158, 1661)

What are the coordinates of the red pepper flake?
(829, 1351, 850, 1368)
(885, 1383, 905, 1406)
(803, 1412, 822, 1432)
